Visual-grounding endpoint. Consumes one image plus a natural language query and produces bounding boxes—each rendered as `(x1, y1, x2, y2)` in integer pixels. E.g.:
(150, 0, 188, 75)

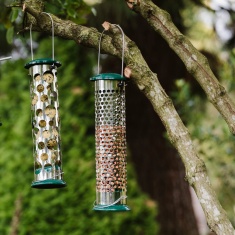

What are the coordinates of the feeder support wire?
(29, 12, 55, 60)
(98, 24, 125, 77)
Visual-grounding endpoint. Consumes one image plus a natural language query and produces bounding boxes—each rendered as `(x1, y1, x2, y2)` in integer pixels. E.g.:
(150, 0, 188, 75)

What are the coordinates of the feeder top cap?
(90, 73, 126, 81)
(24, 58, 62, 69)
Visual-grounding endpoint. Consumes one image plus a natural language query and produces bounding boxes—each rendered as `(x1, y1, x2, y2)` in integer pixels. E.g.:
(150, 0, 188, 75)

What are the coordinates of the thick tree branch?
(23, 2, 235, 234)
(130, 0, 235, 135)
(23, 3, 121, 55)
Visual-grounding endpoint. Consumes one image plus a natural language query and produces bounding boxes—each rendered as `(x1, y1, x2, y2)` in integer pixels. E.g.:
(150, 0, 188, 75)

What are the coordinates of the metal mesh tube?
(94, 79, 128, 208)
(26, 60, 66, 189)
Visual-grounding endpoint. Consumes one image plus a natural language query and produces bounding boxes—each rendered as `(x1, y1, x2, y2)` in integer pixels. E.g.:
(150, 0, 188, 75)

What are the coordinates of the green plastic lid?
(90, 73, 126, 81)
(25, 58, 62, 69)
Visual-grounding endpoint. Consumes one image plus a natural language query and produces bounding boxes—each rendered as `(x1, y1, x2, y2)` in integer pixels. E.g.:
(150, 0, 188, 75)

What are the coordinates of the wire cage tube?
(25, 59, 66, 189)
(91, 73, 130, 211)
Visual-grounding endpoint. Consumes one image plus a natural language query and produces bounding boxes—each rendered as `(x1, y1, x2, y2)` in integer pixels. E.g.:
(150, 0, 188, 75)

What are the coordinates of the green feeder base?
(31, 179, 67, 189)
(93, 204, 130, 212)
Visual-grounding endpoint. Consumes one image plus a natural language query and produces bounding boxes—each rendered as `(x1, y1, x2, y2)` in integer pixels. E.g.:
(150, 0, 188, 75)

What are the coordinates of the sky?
(200, 0, 235, 41)
(210, 0, 235, 10)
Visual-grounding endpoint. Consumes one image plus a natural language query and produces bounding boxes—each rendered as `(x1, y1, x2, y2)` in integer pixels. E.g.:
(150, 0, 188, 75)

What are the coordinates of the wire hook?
(29, 12, 55, 60)
(29, 23, 34, 60)
(98, 24, 125, 77)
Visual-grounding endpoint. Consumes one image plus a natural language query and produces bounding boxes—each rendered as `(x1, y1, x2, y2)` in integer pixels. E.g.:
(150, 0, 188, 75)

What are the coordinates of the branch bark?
(22, 1, 235, 234)
(130, 0, 235, 135)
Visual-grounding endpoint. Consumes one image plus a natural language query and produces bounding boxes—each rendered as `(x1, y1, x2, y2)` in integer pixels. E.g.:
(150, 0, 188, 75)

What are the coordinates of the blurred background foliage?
(0, 0, 158, 233)
(1, 0, 235, 234)
(0, 37, 158, 234)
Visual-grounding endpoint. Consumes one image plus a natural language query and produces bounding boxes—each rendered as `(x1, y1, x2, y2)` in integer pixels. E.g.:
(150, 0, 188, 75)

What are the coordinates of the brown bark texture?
(22, 0, 235, 234)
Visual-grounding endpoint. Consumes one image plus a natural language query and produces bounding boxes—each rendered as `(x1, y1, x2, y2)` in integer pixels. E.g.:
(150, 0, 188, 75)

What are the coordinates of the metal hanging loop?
(98, 24, 125, 77)
(29, 23, 34, 60)
(29, 12, 55, 60)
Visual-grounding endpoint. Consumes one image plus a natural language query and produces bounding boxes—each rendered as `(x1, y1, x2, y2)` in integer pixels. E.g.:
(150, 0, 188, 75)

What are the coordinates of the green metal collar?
(90, 73, 126, 81)
(24, 58, 62, 69)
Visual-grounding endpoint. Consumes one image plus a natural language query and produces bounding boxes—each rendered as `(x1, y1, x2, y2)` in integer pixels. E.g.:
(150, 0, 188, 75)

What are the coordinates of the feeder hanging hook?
(98, 24, 125, 77)
(29, 12, 55, 60)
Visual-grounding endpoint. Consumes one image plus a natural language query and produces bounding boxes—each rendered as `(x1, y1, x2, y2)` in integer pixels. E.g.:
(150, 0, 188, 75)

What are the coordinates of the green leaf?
(6, 26, 14, 44)
(11, 9, 19, 23)
(67, 7, 76, 18)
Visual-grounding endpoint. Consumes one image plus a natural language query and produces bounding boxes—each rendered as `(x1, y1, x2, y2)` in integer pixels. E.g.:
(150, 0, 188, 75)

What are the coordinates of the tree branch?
(9, 194, 22, 235)
(23, 2, 235, 234)
(130, 0, 235, 135)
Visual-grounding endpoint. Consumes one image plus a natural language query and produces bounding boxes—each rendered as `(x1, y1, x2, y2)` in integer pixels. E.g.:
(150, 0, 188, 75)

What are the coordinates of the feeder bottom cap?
(93, 204, 130, 211)
(31, 179, 67, 189)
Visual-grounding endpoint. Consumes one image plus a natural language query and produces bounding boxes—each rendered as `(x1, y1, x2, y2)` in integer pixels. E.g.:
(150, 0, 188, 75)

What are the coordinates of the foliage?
(0, 0, 92, 47)
(46, 0, 92, 24)
(0, 36, 158, 234)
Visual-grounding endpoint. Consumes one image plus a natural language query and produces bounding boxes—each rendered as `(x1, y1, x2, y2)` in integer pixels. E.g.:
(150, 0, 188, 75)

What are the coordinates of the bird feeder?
(91, 25, 130, 211)
(24, 14, 66, 189)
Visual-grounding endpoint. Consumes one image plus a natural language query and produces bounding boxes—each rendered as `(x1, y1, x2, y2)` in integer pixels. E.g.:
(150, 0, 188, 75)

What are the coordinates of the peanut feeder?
(91, 25, 130, 211)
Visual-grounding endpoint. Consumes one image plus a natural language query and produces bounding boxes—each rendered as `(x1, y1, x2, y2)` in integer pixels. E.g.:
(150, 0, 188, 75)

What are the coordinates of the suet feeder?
(91, 25, 130, 211)
(25, 14, 66, 189)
